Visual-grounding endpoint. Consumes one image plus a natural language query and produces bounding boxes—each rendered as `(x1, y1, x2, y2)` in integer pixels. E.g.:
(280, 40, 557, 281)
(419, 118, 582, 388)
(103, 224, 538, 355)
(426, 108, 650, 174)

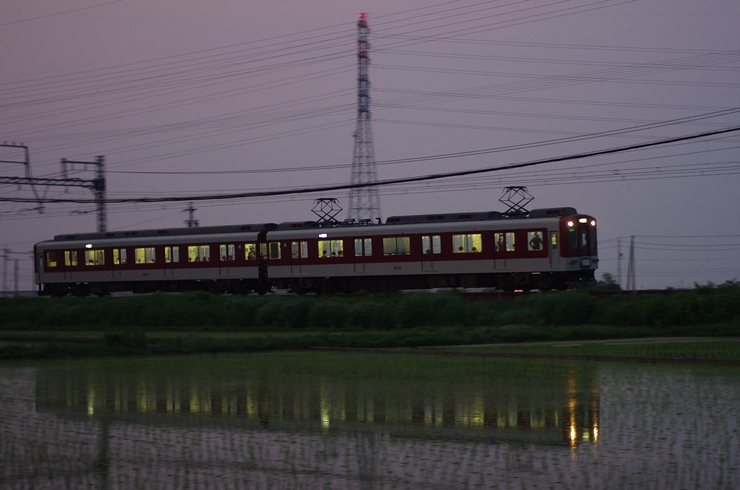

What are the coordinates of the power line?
(2, 124, 739, 205)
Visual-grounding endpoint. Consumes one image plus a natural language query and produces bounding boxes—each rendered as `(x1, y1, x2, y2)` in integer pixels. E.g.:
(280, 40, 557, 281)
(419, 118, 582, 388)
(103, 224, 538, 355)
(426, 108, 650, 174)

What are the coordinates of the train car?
(34, 207, 597, 296)
(265, 207, 597, 293)
(34, 223, 277, 296)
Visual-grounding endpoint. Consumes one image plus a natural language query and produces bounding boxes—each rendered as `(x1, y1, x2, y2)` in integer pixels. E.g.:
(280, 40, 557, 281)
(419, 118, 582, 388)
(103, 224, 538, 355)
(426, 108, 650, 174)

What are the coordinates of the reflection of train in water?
(34, 206, 598, 296)
(35, 364, 599, 446)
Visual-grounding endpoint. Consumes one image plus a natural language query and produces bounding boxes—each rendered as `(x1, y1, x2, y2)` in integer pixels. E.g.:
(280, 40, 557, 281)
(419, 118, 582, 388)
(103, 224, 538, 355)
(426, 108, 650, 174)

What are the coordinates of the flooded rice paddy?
(1, 351, 738, 489)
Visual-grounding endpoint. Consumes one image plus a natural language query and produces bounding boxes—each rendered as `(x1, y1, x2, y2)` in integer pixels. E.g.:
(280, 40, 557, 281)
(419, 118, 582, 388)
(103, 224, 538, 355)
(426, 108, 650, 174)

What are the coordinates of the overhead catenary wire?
(2, 124, 739, 205)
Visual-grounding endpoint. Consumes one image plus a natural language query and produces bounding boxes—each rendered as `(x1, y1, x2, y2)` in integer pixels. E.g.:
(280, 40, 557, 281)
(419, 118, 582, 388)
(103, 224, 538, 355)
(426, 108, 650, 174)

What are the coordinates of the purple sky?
(1, 0, 739, 290)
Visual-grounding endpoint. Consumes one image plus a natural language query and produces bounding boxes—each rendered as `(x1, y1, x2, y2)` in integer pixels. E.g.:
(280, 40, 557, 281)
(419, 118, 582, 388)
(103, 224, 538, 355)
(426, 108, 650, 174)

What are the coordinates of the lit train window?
(46, 251, 57, 267)
(527, 232, 544, 251)
(64, 250, 78, 266)
(85, 249, 105, 266)
(355, 238, 372, 256)
(269, 242, 281, 260)
(220, 244, 235, 261)
(187, 245, 210, 262)
(164, 247, 179, 263)
(422, 235, 441, 254)
(496, 233, 515, 251)
(245, 243, 257, 260)
(135, 247, 156, 264)
(452, 234, 482, 253)
(318, 239, 344, 258)
(292, 241, 308, 259)
(550, 232, 558, 250)
(113, 248, 127, 265)
(383, 237, 410, 256)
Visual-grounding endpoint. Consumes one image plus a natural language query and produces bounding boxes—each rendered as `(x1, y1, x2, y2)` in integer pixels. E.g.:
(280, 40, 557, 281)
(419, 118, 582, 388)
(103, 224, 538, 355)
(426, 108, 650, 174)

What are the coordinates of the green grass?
(1, 281, 738, 332)
(434, 337, 740, 360)
(1, 281, 739, 360)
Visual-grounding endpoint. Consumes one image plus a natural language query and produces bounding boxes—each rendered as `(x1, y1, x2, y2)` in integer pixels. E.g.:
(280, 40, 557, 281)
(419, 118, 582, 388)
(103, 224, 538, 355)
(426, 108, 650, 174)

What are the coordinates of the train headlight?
(85, 243, 92, 249)
(578, 218, 588, 223)
(566, 221, 574, 227)
(590, 220, 596, 226)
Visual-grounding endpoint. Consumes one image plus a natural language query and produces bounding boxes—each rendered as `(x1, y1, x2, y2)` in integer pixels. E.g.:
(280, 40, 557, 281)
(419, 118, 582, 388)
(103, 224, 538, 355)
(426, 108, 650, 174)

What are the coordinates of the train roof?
(277, 207, 575, 228)
(45, 207, 578, 243)
(385, 207, 577, 224)
(51, 223, 278, 242)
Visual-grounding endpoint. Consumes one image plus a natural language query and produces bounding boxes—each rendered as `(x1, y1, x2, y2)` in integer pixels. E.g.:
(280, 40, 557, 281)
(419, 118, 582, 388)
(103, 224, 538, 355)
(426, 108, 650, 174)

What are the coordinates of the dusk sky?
(1, 0, 739, 290)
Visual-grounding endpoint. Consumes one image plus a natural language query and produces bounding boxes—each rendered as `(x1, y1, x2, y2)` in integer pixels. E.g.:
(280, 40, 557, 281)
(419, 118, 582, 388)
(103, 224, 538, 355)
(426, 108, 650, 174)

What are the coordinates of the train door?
(218, 244, 235, 277)
(577, 222, 594, 257)
(353, 238, 373, 273)
(112, 248, 124, 279)
(549, 231, 560, 268)
(493, 232, 514, 270)
(421, 235, 440, 271)
(290, 241, 308, 274)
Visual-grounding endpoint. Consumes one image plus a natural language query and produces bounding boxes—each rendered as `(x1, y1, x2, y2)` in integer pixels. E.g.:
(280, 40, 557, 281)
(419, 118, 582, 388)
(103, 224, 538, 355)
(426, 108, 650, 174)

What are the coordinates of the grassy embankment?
(0, 281, 738, 359)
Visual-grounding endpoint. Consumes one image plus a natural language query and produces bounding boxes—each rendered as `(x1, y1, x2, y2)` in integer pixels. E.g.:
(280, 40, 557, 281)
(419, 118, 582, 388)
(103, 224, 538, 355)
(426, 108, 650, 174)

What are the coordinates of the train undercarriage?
(40, 269, 595, 297)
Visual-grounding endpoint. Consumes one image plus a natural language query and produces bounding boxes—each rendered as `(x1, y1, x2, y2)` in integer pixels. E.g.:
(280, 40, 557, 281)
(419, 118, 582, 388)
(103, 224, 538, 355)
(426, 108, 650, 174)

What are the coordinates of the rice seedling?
(0, 352, 738, 488)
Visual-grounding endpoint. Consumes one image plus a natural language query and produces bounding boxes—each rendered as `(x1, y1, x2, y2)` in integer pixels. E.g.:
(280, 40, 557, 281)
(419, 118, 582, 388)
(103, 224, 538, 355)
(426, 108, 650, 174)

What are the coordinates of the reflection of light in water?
(593, 425, 599, 442)
(570, 425, 576, 444)
(320, 380, 330, 428)
(87, 384, 95, 416)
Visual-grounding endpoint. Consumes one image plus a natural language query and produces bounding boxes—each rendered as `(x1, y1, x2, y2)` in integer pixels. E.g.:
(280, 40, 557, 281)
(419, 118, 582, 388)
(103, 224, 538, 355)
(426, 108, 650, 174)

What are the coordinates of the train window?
(64, 250, 78, 267)
(422, 235, 441, 254)
(354, 238, 372, 256)
(550, 232, 558, 250)
(85, 249, 105, 266)
(452, 234, 482, 253)
(494, 233, 505, 252)
(506, 232, 515, 252)
(590, 227, 597, 250)
(318, 239, 344, 258)
(114, 248, 128, 265)
(164, 247, 179, 263)
(567, 229, 577, 250)
(292, 241, 309, 259)
(383, 237, 410, 256)
(135, 247, 156, 264)
(527, 232, 544, 251)
(245, 243, 257, 260)
(187, 245, 210, 262)
(220, 244, 235, 261)
(269, 242, 281, 260)
(46, 251, 57, 267)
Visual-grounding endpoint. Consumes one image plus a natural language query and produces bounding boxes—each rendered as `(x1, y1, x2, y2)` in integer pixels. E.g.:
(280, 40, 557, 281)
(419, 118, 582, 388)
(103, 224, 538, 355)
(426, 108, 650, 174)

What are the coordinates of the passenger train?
(34, 206, 597, 296)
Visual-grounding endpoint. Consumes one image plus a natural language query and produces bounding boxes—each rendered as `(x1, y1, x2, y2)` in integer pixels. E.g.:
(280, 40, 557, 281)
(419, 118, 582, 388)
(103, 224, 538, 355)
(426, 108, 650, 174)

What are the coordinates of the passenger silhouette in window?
(529, 232, 543, 251)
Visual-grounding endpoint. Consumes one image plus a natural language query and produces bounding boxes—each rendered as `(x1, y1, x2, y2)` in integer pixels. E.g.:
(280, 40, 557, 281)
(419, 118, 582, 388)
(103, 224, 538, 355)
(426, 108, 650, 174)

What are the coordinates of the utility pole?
(13, 259, 18, 297)
(626, 236, 636, 292)
(61, 156, 107, 232)
(617, 239, 622, 289)
(183, 202, 199, 228)
(348, 13, 381, 223)
(0, 144, 107, 232)
(1, 247, 8, 296)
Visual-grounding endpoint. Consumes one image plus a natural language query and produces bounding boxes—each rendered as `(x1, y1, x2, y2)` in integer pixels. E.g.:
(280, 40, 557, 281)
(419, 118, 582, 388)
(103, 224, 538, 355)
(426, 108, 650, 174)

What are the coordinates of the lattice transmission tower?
(348, 13, 381, 223)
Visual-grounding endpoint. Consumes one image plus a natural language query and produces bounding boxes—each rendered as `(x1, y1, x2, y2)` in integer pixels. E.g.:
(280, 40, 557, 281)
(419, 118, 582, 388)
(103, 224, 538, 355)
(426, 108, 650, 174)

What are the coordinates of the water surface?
(1, 352, 738, 489)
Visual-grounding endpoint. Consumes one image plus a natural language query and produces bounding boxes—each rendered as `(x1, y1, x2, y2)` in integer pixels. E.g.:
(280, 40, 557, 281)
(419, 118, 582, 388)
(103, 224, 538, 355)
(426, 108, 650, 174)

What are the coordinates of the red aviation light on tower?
(359, 13, 366, 19)
(358, 13, 367, 28)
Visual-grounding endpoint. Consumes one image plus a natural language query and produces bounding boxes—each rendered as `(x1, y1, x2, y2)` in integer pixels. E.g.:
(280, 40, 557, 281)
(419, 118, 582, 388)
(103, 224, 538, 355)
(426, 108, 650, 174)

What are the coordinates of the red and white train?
(34, 206, 598, 296)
